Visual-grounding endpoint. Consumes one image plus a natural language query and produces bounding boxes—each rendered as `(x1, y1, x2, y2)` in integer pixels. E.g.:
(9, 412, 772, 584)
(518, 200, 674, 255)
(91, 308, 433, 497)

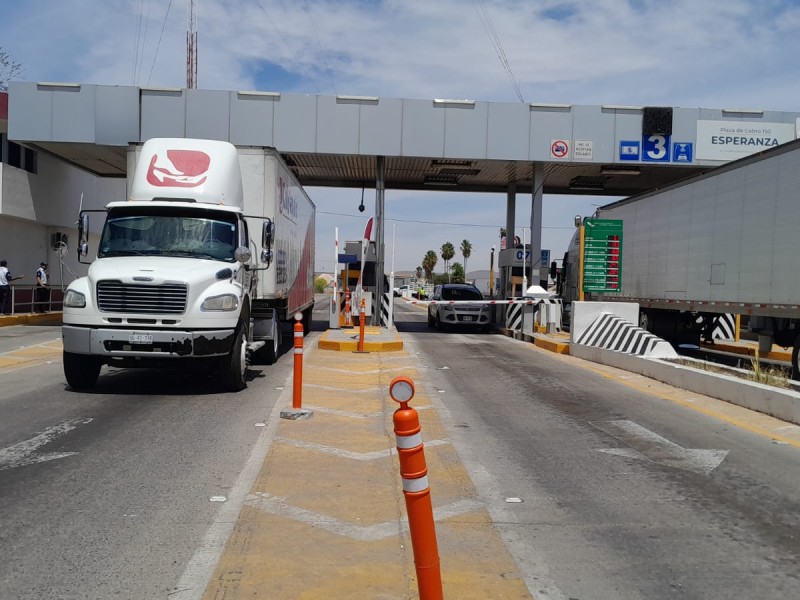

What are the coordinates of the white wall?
(0, 153, 123, 288)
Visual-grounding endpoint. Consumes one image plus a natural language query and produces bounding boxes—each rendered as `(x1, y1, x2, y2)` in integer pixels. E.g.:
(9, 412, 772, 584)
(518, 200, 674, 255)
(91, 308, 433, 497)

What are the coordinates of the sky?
(2, 0, 800, 275)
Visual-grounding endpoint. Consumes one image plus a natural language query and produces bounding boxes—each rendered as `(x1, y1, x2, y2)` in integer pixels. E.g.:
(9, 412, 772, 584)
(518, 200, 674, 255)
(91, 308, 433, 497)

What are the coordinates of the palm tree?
(440, 242, 455, 282)
(450, 262, 465, 283)
(460, 239, 472, 277)
(415, 266, 423, 280)
(422, 250, 438, 280)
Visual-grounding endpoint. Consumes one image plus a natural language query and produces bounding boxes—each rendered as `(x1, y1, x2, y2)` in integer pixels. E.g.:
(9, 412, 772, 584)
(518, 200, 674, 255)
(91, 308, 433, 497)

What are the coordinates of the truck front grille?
(96, 281, 187, 314)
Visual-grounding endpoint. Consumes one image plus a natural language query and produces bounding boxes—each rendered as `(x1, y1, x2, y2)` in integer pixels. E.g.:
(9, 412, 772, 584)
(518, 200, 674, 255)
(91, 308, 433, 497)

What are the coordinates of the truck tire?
(221, 325, 248, 392)
(302, 307, 312, 336)
(264, 323, 282, 365)
(63, 351, 101, 390)
(792, 334, 800, 381)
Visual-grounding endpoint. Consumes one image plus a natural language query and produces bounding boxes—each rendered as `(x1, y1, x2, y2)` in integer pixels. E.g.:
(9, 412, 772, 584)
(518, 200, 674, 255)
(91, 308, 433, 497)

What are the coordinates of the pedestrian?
(35, 262, 49, 313)
(0, 260, 24, 315)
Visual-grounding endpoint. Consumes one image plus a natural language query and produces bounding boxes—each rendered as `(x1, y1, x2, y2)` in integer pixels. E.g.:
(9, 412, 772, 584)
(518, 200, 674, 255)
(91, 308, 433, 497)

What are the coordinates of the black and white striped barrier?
(576, 312, 677, 358)
(696, 313, 736, 341)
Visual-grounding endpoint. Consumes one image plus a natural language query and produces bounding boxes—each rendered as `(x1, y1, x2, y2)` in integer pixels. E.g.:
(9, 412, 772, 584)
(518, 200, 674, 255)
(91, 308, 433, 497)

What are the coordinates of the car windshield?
(441, 287, 482, 301)
(98, 207, 238, 262)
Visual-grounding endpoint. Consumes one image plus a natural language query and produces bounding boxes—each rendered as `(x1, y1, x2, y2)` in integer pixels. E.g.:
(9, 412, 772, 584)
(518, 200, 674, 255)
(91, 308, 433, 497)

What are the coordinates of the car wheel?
(427, 311, 435, 328)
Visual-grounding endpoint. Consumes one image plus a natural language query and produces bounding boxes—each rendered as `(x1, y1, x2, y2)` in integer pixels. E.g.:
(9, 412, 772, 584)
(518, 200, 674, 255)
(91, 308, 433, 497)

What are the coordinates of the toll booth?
(498, 246, 550, 298)
(332, 240, 390, 326)
(498, 246, 560, 334)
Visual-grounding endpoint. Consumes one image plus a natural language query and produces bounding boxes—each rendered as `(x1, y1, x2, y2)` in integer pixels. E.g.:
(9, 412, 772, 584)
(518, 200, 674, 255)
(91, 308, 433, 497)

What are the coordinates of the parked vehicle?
(62, 138, 315, 391)
(394, 284, 410, 297)
(427, 283, 490, 330)
(561, 137, 800, 378)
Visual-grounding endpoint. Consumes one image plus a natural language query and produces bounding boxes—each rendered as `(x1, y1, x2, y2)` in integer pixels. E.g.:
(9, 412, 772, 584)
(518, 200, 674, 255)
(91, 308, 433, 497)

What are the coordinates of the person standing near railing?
(35, 262, 49, 313)
(0, 260, 24, 315)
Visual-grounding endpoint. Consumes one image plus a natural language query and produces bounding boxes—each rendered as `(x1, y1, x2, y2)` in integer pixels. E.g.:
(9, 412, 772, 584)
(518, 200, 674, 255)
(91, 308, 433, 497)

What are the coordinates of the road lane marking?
(276, 437, 449, 460)
(591, 419, 729, 475)
(247, 492, 483, 541)
(0, 418, 92, 471)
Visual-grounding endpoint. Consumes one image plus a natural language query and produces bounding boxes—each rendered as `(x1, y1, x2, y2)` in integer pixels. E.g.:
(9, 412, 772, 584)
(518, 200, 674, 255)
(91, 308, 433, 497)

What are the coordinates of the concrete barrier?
(570, 343, 800, 426)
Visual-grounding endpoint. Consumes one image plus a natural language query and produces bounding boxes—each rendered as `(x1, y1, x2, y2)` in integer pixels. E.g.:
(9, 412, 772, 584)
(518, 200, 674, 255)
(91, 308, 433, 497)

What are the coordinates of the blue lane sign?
(619, 140, 640, 161)
(672, 142, 693, 162)
(338, 253, 359, 264)
(642, 134, 671, 162)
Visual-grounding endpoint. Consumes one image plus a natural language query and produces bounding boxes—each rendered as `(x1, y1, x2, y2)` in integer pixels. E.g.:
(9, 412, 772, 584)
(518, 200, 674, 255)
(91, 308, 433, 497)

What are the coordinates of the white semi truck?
(62, 138, 315, 391)
(560, 137, 800, 378)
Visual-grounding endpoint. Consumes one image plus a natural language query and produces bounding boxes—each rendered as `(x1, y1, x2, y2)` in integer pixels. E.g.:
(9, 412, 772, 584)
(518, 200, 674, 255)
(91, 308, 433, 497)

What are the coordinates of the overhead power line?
(472, 0, 524, 102)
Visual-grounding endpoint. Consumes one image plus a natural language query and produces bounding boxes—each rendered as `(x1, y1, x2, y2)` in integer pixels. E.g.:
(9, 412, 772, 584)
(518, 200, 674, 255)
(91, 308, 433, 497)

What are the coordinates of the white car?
(427, 283, 491, 330)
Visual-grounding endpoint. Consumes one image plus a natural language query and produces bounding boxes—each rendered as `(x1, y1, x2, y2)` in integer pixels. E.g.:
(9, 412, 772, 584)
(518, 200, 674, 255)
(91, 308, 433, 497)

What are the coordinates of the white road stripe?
(0, 418, 92, 472)
(276, 437, 448, 460)
(248, 492, 482, 541)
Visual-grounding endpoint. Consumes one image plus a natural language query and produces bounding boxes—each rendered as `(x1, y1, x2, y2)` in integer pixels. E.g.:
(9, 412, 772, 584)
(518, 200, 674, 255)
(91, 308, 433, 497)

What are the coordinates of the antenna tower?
(186, 0, 198, 89)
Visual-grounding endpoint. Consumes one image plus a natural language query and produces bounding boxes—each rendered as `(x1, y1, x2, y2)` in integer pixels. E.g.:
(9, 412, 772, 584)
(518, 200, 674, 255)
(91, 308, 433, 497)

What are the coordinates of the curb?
(570, 343, 800, 426)
(318, 328, 404, 352)
(0, 312, 62, 327)
(702, 340, 792, 362)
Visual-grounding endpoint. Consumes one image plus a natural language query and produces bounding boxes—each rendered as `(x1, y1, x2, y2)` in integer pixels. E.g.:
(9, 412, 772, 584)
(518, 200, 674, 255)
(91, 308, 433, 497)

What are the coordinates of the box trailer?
(562, 137, 800, 377)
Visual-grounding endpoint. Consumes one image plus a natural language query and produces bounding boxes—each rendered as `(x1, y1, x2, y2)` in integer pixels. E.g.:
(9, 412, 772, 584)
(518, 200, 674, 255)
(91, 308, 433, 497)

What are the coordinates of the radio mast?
(186, 0, 198, 89)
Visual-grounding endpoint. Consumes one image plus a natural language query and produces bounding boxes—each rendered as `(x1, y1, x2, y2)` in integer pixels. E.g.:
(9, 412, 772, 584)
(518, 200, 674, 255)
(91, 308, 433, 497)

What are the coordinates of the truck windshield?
(98, 207, 238, 262)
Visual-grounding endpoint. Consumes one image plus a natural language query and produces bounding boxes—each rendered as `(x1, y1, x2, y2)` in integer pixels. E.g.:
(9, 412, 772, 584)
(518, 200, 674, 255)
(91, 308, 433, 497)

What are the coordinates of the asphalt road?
(394, 300, 800, 600)
(0, 322, 298, 599)
(2, 299, 800, 599)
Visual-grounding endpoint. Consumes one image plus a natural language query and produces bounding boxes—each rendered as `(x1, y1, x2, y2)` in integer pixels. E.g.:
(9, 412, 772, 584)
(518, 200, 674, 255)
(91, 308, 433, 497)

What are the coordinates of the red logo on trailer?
(146, 149, 211, 187)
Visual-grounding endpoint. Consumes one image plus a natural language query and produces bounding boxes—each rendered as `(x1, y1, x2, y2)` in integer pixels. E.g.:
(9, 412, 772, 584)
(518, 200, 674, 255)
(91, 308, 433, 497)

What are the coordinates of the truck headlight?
(201, 294, 239, 311)
(63, 289, 86, 308)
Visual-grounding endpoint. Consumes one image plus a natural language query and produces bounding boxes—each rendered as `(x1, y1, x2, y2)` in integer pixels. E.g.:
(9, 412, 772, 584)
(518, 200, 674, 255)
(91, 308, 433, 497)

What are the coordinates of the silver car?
(427, 283, 491, 330)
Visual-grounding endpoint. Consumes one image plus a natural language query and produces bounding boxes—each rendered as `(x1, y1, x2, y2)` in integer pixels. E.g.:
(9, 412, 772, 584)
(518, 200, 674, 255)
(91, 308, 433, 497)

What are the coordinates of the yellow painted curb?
(318, 336, 404, 352)
(534, 336, 570, 354)
(0, 312, 62, 327)
(702, 341, 791, 362)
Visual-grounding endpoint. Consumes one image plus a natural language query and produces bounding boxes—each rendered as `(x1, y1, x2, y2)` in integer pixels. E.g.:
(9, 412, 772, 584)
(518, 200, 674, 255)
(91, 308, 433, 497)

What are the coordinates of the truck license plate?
(129, 333, 153, 344)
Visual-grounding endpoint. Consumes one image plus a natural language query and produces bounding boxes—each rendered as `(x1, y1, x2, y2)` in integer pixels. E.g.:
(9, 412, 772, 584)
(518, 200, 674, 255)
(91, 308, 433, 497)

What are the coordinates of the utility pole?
(186, 0, 198, 89)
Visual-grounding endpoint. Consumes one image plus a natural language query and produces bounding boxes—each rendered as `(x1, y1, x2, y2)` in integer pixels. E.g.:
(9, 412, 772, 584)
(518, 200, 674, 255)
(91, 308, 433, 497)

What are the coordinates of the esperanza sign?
(696, 120, 796, 161)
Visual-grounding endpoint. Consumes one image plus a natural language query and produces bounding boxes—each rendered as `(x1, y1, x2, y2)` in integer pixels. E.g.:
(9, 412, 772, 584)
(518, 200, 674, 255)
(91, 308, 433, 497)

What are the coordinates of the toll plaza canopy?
(8, 82, 800, 196)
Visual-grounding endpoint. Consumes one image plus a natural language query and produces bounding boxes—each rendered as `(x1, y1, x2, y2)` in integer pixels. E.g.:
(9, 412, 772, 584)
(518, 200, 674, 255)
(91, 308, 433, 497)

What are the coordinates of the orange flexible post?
(344, 289, 352, 328)
(390, 376, 443, 600)
(292, 313, 303, 409)
(357, 296, 366, 352)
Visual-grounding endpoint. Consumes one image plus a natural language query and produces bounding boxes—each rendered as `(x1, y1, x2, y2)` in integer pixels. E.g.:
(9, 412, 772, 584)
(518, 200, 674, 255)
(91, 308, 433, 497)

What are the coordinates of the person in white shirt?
(35, 262, 49, 313)
(0, 260, 24, 315)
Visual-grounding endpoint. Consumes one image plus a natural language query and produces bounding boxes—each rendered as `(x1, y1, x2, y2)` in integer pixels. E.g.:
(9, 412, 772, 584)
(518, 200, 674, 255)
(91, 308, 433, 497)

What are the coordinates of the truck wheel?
(792, 334, 800, 381)
(265, 323, 282, 365)
(302, 307, 312, 335)
(63, 351, 101, 390)
(222, 325, 248, 392)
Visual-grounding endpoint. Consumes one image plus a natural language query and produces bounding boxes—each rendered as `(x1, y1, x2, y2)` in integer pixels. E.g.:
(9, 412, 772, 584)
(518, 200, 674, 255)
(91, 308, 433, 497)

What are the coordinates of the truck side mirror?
(261, 220, 273, 267)
(78, 213, 90, 258)
(550, 261, 557, 279)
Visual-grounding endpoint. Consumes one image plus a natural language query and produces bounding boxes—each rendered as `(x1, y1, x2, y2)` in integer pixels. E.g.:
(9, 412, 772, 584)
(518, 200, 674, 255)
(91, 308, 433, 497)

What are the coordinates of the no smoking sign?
(550, 139, 570, 159)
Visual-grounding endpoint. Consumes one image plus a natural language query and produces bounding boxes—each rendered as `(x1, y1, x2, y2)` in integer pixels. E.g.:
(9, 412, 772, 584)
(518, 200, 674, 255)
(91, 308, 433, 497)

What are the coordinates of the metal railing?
(0, 286, 64, 315)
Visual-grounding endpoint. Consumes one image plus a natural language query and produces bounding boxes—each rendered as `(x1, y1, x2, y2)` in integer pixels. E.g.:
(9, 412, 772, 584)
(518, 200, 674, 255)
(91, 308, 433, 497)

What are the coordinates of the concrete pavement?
(200, 339, 532, 599)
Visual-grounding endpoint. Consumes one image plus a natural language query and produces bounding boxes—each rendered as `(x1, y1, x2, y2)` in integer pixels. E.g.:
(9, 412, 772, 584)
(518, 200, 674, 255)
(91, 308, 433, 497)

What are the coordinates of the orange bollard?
(389, 376, 443, 600)
(357, 296, 367, 352)
(292, 312, 303, 409)
(344, 289, 353, 328)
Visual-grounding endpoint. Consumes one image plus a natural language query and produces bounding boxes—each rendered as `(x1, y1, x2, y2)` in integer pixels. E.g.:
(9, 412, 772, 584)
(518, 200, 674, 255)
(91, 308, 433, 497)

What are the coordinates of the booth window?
(0, 134, 38, 174)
